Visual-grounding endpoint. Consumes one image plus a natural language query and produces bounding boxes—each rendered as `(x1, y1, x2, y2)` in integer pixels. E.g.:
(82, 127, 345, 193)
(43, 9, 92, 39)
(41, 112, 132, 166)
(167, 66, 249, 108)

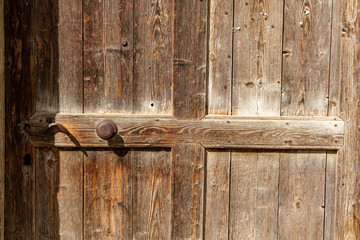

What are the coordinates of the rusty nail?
(244, 24, 248, 28)
(121, 40, 128, 47)
(225, 11, 228, 15)
(224, 85, 227, 89)
(245, 2, 248, 6)
(148, 65, 151, 69)
(271, 24, 275, 28)
(227, 54, 231, 59)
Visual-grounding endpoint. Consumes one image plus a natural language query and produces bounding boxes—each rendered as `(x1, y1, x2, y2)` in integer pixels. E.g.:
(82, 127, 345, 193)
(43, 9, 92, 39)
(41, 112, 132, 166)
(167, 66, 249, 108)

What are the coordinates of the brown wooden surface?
(28, 114, 344, 150)
(173, 0, 207, 120)
(329, 0, 360, 238)
(5, 0, 360, 239)
(232, 0, 283, 116)
(4, 0, 35, 239)
(0, 0, 4, 238)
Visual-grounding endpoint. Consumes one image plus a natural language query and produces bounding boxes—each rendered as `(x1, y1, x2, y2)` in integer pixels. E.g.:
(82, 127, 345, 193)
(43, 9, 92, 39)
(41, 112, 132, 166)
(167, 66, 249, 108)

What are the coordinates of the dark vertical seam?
(205, 0, 210, 116)
(81, 0, 85, 239)
(280, 0, 285, 116)
(228, 150, 232, 240)
(277, 153, 281, 240)
(230, 0, 235, 115)
(202, 149, 207, 239)
(327, 0, 335, 117)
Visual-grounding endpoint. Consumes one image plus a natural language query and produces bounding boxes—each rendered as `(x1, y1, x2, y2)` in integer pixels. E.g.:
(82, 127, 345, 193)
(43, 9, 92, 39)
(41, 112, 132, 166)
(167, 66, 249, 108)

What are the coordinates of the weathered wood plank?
(232, 0, 283, 116)
(35, 149, 59, 239)
(230, 152, 279, 239)
(172, 143, 205, 239)
(33, 0, 84, 239)
(205, 150, 230, 240)
(324, 152, 337, 240)
(278, 152, 326, 240)
(173, 0, 207, 119)
(84, 150, 132, 239)
(133, 0, 173, 115)
(208, 0, 233, 115)
(132, 149, 172, 239)
(102, 0, 133, 113)
(329, 1, 360, 238)
(281, 0, 332, 116)
(58, 0, 83, 112)
(4, 0, 34, 238)
(28, 114, 344, 150)
(0, 0, 4, 238)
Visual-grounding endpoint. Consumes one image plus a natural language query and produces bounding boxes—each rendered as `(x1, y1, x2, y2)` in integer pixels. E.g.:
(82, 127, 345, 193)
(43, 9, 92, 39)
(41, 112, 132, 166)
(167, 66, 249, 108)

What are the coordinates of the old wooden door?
(6, 0, 360, 239)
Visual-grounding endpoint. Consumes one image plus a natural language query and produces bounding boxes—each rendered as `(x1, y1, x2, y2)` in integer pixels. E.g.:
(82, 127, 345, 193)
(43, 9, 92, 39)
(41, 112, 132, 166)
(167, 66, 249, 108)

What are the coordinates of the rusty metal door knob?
(96, 119, 118, 140)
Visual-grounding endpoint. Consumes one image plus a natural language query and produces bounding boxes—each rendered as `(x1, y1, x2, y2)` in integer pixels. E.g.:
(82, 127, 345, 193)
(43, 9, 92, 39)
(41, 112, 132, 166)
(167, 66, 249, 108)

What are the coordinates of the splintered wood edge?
(27, 113, 345, 150)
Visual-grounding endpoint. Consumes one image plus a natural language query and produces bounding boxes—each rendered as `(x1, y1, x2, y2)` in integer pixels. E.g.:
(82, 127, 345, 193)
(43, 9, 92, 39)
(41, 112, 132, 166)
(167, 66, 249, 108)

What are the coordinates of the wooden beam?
(0, 0, 4, 238)
(26, 113, 344, 150)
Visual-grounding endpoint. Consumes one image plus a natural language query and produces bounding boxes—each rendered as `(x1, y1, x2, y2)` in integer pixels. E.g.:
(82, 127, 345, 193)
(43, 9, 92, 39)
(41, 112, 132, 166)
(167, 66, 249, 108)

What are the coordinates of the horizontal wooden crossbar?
(27, 113, 345, 150)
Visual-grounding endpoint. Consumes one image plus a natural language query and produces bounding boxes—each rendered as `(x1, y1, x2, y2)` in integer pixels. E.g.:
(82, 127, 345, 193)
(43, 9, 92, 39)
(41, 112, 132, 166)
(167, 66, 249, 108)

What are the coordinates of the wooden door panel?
(6, 0, 350, 239)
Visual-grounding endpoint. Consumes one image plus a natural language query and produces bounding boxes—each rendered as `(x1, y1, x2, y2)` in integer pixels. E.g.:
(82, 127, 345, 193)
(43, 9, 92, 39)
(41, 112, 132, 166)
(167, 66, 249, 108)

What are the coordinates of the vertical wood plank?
(324, 152, 336, 240)
(329, 0, 360, 238)
(172, 143, 205, 239)
(278, 152, 325, 240)
(0, 0, 4, 238)
(4, 0, 35, 238)
(133, 0, 173, 115)
(208, 0, 233, 115)
(281, 0, 332, 116)
(84, 150, 132, 239)
(173, 0, 207, 119)
(34, 0, 83, 239)
(132, 150, 172, 239)
(103, 0, 133, 113)
(230, 152, 279, 239)
(205, 151, 230, 240)
(232, 0, 283, 116)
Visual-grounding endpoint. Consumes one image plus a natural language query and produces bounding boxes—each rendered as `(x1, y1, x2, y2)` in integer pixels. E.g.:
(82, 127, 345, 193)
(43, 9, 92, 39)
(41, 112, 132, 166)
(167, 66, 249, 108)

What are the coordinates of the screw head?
(96, 119, 118, 140)
(121, 40, 128, 47)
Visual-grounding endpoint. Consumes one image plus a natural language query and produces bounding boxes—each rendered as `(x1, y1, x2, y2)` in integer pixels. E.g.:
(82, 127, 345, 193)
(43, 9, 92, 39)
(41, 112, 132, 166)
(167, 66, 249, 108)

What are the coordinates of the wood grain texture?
(282, 0, 332, 116)
(205, 151, 230, 240)
(133, 0, 173, 115)
(324, 152, 337, 240)
(278, 152, 326, 240)
(329, 1, 360, 238)
(4, 0, 35, 238)
(84, 150, 132, 239)
(173, 0, 207, 119)
(172, 143, 205, 239)
(230, 152, 279, 239)
(0, 0, 4, 238)
(232, 0, 283, 116)
(208, 0, 233, 115)
(28, 114, 344, 150)
(133, 149, 172, 239)
(33, 0, 84, 239)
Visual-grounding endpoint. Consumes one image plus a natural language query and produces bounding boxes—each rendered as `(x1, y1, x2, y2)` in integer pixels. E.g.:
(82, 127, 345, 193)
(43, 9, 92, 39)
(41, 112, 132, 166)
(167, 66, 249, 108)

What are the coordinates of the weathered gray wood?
(232, 0, 283, 116)
(28, 114, 344, 150)
(281, 0, 332, 116)
(132, 149, 172, 239)
(0, 0, 4, 238)
(173, 0, 207, 119)
(328, 1, 360, 238)
(278, 152, 326, 240)
(133, 0, 173, 115)
(172, 143, 205, 239)
(205, 150, 230, 240)
(4, 0, 35, 238)
(208, 0, 233, 115)
(230, 152, 279, 239)
(84, 150, 132, 239)
(324, 152, 337, 240)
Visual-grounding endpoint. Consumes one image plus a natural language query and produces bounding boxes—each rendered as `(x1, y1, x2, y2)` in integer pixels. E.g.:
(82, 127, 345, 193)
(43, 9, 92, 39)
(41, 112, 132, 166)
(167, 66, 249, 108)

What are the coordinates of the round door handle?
(96, 119, 118, 140)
